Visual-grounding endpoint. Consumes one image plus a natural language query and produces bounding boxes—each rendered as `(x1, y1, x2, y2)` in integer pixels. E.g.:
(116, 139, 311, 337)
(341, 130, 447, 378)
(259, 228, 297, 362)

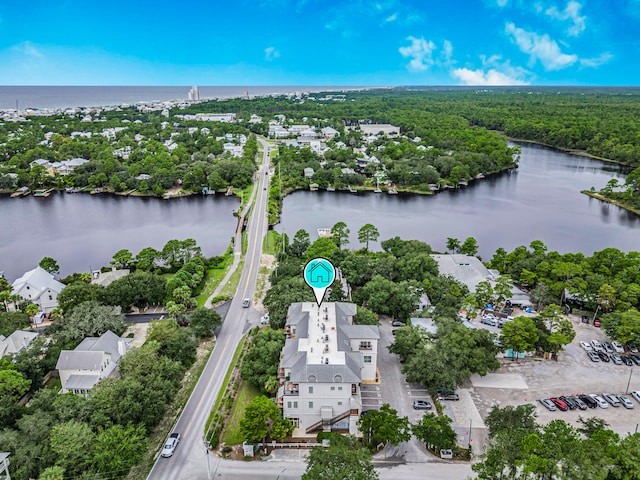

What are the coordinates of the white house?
(11, 266, 65, 312)
(0, 330, 39, 359)
(358, 123, 400, 137)
(277, 302, 379, 435)
(321, 127, 339, 138)
(56, 330, 132, 395)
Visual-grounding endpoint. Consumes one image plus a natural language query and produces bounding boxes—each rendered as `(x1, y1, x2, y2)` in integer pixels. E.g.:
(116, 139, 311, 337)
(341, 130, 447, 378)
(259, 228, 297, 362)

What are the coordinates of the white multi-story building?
(277, 302, 379, 435)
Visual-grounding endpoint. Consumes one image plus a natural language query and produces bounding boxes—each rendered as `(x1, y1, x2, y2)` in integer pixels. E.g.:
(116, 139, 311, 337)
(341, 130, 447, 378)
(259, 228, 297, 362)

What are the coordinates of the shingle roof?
(56, 351, 105, 371)
(11, 266, 65, 300)
(0, 330, 39, 359)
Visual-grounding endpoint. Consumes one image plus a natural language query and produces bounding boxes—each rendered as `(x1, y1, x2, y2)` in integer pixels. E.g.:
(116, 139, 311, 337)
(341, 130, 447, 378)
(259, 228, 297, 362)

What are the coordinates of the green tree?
(110, 248, 134, 269)
(305, 237, 339, 262)
(39, 256, 60, 275)
(493, 275, 513, 306)
(290, 229, 311, 258)
(460, 237, 479, 256)
(500, 316, 539, 360)
(240, 395, 293, 444)
(330, 221, 350, 249)
(357, 403, 410, 450)
(388, 325, 427, 361)
(56, 282, 103, 314)
(412, 412, 457, 452)
(241, 328, 285, 394)
(357, 224, 380, 251)
(613, 432, 640, 479)
(56, 300, 125, 344)
(302, 434, 378, 480)
(354, 306, 378, 325)
(38, 466, 66, 480)
(446, 237, 461, 254)
(135, 246, 160, 271)
(92, 424, 147, 475)
(474, 281, 495, 308)
(146, 318, 197, 367)
(49, 420, 95, 476)
(485, 403, 538, 438)
(188, 307, 222, 338)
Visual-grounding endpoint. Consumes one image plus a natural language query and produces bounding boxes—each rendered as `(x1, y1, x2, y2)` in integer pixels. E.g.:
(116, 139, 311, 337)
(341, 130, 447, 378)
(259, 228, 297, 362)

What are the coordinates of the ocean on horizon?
(0, 85, 365, 110)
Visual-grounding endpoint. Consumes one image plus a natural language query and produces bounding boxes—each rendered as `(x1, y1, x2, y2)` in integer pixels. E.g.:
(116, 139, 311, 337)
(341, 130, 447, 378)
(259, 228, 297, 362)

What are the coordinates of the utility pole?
(203, 436, 211, 480)
(626, 366, 634, 394)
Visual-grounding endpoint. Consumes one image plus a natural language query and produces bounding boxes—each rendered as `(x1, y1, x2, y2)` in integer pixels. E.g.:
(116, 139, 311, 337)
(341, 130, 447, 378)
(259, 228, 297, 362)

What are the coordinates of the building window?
(364, 355, 372, 363)
(309, 386, 313, 394)
(48, 295, 53, 300)
(293, 401, 298, 408)
(331, 386, 335, 391)
(338, 386, 342, 391)
(338, 401, 342, 406)
(287, 402, 292, 408)
(309, 401, 313, 408)
(359, 341, 372, 350)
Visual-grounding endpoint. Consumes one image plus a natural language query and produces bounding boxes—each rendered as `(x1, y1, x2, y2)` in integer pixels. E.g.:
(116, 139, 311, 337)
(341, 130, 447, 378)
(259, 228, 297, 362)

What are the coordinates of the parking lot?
(469, 313, 640, 443)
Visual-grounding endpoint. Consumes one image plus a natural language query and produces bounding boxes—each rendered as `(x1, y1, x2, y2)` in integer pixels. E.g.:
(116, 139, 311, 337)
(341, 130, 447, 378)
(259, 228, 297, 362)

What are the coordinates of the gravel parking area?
(469, 314, 640, 443)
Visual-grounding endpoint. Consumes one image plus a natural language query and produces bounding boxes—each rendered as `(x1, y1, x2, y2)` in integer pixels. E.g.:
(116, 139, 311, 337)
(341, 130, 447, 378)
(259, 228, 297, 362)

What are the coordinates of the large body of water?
(277, 143, 638, 259)
(0, 194, 239, 280)
(0, 85, 368, 110)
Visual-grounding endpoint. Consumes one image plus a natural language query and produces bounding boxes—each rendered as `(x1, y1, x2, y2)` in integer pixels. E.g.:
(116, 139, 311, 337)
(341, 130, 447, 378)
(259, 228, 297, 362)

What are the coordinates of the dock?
(33, 188, 54, 197)
(10, 187, 30, 197)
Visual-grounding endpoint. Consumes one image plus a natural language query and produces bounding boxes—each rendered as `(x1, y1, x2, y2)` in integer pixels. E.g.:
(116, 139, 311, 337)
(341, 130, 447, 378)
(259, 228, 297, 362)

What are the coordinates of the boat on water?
(387, 188, 398, 195)
(65, 187, 82, 193)
(374, 188, 382, 193)
(326, 184, 335, 192)
(317, 228, 332, 238)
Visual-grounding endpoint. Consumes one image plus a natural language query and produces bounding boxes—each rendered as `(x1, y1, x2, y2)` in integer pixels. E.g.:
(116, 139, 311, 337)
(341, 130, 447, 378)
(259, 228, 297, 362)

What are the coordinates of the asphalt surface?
(146, 139, 271, 480)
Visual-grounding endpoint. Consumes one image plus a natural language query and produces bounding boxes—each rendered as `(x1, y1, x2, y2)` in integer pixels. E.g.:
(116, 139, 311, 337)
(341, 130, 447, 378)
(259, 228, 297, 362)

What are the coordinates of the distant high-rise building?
(188, 86, 200, 101)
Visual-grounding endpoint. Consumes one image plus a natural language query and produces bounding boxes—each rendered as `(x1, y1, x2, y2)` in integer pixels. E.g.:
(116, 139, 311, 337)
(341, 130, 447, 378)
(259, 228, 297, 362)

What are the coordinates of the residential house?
(56, 330, 132, 395)
(277, 302, 379, 435)
(0, 330, 39, 359)
(91, 269, 130, 287)
(358, 123, 400, 137)
(321, 127, 339, 138)
(11, 266, 65, 313)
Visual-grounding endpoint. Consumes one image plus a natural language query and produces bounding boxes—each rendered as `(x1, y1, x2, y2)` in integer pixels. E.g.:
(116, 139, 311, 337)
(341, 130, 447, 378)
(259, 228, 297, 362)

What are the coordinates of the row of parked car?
(540, 391, 640, 411)
(581, 339, 640, 365)
(480, 312, 514, 328)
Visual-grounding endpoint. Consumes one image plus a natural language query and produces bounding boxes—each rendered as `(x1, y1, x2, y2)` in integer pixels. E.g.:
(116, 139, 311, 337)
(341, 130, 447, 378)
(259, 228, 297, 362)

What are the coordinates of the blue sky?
(0, 0, 638, 86)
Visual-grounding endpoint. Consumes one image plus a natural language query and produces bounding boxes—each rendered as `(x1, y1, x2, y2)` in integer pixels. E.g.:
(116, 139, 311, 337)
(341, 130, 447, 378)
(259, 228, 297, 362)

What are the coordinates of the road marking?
(182, 335, 233, 439)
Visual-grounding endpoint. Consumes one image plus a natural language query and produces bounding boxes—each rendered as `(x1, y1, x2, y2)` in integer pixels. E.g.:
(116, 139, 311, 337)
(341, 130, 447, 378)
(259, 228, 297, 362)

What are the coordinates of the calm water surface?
(0, 193, 239, 280)
(277, 143, 639, 258)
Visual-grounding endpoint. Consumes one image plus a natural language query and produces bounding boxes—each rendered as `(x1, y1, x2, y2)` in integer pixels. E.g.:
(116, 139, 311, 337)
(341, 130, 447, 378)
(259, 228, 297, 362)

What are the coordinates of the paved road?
(147, 139, 272, 480)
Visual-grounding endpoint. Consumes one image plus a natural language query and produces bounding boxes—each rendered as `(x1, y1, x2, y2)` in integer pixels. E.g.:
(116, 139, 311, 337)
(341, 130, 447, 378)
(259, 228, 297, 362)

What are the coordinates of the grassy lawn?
(221, 381, 260, 445)
(219, 257, 245, 298)
(195, 254, 234, 307)
(262, 229, 279, 256)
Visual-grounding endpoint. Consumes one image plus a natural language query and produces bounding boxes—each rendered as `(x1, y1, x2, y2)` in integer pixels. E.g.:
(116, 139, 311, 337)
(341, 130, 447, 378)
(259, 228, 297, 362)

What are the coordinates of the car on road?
(571, 396, 588, 410)
(622, 355, 633, 366)
(618, 394, 635, 409)
(597, 351, 610, 362)
(539, 398, 557, 411)
(242, 298, 250, 308)
(579, 394, 598, 408)
(161, 433, 180, 458)
(438, 393, 460, 401)
(610, 354, 623, 365)
(602, 392, 621, 407)
(580, 341, 593, 352)
(481, 317, 497, 326)
(589, 394, 609, 408)
(587, 351, 600, 362)
(391, 320, 405, 327)
(626, 344, 639, 353)
(612, 341, 625, 353)
(602, 341, 615, 354)
(413, 400, 433, 410)
(550, 397, 568, 411)
(591, 340, 603, 352)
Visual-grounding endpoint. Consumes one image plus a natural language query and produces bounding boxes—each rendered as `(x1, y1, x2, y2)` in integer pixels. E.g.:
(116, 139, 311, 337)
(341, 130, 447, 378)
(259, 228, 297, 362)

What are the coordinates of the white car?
(612, 341, 625, 353)
(580, 341, 593, 352)
(591, 340, 603, 352)
(260, 313, 270, 325)
(618, 394, 635, 409)
(161, 433, 180, 458)
(589, 394, 609, 408)
(631, 391, 640, 403)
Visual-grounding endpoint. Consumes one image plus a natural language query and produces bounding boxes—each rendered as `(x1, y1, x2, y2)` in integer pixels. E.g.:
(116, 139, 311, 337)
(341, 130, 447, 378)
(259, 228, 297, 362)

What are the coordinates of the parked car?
(260, 313, 270, 325)
(481, 317, 497, 326)
(589, 394, 609, 408)
(602, 341, 615, 353)
(413, 400, 433, 410)
(621, 355, 633, 366)
(579, 394, 598, 408)
(630, 354, 640, 366)
(626, 344, 639, 353)
(391, 320, 405, 327)
(591, 340, 603, 352)
(436, 388, 455, 395)
(539, 398, 557, 411)
(242, 298, 250, 308)
(559, 395, 578, 410)
(593, 318, 601, 327)
(587, 351, 600, 362)
(602, 392, 621, 407)
(438, 393, 460, 401)
(597, 351, 611, 362)
(612, 341, 625, 353)
(571, 396, 588, 410)
(550, 397, 568, 411)
(618, 394, 635, 409)
(580, 341, 593, 352)
(161, 433, 181, 458)
(631, 391, 640, 403)
(610, 354, 623, 365)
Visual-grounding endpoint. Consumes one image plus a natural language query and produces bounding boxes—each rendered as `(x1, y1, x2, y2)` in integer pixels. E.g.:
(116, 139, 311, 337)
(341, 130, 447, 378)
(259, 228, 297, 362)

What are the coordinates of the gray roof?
(11, 266, 65, 300)
(289, 354, 361, 384)
(338, 325, 380, 341)
(0, 330, 39, 359)
(65, 374, 101, 390)
(56, 330, 130, 370)
(91, 269, 130, 287)
(56, 350, 105, 371)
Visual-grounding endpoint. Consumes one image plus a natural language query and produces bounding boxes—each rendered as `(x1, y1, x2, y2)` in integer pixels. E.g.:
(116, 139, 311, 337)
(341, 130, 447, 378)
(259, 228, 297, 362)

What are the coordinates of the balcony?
(283, 382, 299, 396)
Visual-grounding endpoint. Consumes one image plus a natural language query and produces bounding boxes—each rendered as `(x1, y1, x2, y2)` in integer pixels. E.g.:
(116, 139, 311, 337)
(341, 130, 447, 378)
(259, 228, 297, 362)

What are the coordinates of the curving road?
(147, 139, 272, 480)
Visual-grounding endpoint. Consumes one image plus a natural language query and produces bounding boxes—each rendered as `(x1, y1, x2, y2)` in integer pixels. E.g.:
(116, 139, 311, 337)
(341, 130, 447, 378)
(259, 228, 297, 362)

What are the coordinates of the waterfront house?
(56, 330, 132, 395)
(0, 330, 39, 360)
(11, 266, 65, 313)
(277, 302, 379, 435)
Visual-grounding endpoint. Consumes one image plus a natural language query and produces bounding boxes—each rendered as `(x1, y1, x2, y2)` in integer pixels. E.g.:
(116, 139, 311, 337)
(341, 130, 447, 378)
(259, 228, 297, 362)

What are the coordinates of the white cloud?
(441, 40, 454, 66)
(12, 41, 43, 59)
(264, 46, 280, 61)
(496, 0, 509, 6)
(580, 52, 613, 68)
(505, 22, 577, 70)
(546, 1, 586, 36)
(399, 36, 436, 72)
(451, 67, 528, 85)
(385, 12, 398, 22)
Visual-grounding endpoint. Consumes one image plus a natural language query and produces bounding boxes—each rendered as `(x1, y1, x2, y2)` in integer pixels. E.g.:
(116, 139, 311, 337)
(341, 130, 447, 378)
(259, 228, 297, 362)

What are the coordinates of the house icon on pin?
(309, 261, 332, 284)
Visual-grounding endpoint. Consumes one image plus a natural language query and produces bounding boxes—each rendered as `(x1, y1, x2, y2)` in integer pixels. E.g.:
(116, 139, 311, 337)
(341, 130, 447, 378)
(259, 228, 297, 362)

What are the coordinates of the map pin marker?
(303, 258, 336, 307)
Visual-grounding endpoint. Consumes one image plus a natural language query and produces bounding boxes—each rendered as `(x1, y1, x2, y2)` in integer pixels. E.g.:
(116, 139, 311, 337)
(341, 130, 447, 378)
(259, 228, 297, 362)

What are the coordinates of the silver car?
(602, 392, 621, 407)
(161, 433, 180, 458)
(631, 390, 640, 403)
(589, 394, 609, 408)
(618, 394, 635, 409)
(539, 398, 557, 411)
